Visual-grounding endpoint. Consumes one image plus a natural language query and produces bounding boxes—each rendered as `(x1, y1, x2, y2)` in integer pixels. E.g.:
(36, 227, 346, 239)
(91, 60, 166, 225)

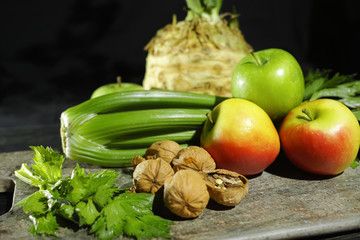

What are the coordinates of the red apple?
(279, 99, 360, 175)
(200, 98, 280, 176)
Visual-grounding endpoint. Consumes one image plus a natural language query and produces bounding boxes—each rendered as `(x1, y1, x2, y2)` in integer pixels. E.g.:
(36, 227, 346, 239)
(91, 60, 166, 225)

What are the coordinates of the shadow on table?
(264, 150, 339, 181)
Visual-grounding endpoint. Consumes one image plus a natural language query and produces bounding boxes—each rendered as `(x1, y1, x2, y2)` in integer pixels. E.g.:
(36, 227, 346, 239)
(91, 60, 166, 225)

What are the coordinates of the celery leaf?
(54, 164, 120, 204)
(123, 214, 173, 240)
(30, 146, 64, 185)
(29, 213, 59, 236)
(350, 157, 359, 169)
(58, 204, 75, 221)
(16, 190, 54, 215)
(14, 146, 64, 189)
(91, 192, 173, 240)
(304, 69, 358, 103)
(75, 199, 100, 226)
(14, 163, 44, 188)
(15, 146, 173, 239)
(65, 164, 90, 203)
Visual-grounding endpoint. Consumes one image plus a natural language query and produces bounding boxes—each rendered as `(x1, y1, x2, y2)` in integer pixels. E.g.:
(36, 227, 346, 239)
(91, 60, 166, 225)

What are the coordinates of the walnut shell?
(145, 140, 182, 163)
(131, 155, 146, 169)
(133, 158, 174, 194)
(172, 146, 216, 172)
(202, 169, 248, 207)
(163, 169, 210, 218)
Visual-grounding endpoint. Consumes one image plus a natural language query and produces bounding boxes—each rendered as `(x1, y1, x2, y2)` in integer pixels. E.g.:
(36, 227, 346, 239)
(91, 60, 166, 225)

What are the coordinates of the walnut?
(202, 169, 248, 207)
(144, 140, 182, 163)
(163, 169, 210, 218)
(133, 158, 174, 194)
(131, 155, 146, 169)
(172, 146, 216, 172)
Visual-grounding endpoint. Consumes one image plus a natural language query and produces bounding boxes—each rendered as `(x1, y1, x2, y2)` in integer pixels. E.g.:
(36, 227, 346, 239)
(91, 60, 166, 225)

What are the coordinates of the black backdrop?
(0, 0, 359, 127)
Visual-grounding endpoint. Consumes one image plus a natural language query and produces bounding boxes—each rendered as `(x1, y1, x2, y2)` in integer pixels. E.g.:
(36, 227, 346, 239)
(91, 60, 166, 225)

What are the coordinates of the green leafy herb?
(15, 146, 64, 189)
(29, 213, 59, 236)
(15, 146, 173, 239)
(16, 190, 59, 236)
(304, 69, 360, 119)
(350, 157, 360, 169)
(90, 193, 173, 240)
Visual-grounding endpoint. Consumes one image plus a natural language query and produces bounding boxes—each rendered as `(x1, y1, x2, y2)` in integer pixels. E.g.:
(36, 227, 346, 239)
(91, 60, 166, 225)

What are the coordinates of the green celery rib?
(63, 108, 209, 166)
(106, 130, 199, 149)
(61, 90, 226, 134)
(74, 108, 209, 144)
(60, 90, 227, 167)
(65, 134, 189, 167)
(64, 135, 146, 167)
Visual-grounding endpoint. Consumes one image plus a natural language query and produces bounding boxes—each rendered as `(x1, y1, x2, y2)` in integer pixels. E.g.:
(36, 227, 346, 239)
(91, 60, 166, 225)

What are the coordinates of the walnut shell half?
(133, 158, 174, 194)
(202, 169, 248, 207)
(145, 140, 182, 163)
(164, 169, 210, 218)
(172, 146, 216, 172)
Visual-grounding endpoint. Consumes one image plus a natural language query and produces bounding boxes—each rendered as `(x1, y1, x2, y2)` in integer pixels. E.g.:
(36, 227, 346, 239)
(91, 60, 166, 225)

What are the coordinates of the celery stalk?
(60, 90, 226, 167)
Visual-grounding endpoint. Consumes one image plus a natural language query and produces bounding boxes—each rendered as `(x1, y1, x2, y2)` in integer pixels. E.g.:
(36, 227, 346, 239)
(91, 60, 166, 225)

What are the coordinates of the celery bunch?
(60, 90, 226, 167)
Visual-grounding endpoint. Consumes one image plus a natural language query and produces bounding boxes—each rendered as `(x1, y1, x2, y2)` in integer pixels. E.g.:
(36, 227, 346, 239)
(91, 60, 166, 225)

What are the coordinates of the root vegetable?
(143, 0, 252, 97)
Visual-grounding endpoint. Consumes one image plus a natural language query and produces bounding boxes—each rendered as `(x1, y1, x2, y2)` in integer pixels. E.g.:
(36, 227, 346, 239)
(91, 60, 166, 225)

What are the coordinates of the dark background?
(0, 0, 359, 151)
(2, 2, 360, 237)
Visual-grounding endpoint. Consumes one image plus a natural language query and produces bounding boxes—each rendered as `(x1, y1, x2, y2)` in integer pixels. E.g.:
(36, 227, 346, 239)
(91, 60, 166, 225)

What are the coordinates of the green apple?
(90, 77, 143, 99)
(279, 99, 360, 175)
(200, 98, 280, 176)
(232, 48, 305, 121)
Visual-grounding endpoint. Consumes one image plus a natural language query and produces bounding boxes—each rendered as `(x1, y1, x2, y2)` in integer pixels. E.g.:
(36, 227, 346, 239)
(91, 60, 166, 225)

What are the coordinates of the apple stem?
(116, 76, 122, 87)
(250, 51, 261, 66)
(302, 108, 313, 121)
(206, 112, 214, 124)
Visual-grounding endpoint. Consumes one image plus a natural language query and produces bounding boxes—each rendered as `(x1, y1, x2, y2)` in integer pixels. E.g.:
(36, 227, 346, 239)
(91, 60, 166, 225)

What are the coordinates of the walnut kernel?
(202, 169, 248, 206)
